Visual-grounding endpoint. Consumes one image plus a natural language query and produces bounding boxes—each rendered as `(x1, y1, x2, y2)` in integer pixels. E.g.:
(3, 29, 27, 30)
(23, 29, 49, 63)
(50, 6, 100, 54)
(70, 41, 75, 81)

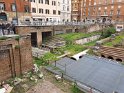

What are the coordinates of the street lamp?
(14, 0, 18, 25)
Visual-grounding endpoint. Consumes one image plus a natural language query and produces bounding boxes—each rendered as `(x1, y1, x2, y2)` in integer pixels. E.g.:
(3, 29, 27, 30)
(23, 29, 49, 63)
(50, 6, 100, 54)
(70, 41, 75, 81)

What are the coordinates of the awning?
(32, 16, 46, 19)
(100, 15, 109, 17)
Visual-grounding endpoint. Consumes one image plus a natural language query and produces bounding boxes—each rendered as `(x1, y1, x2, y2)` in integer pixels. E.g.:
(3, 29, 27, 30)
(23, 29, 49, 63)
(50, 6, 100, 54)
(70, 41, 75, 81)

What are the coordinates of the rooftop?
(49, 55, 124, 93)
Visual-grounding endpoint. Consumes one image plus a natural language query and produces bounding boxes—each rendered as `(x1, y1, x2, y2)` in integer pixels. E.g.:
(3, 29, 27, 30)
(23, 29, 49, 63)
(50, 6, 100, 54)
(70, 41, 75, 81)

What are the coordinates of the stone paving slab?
(32, 47, 49, 58)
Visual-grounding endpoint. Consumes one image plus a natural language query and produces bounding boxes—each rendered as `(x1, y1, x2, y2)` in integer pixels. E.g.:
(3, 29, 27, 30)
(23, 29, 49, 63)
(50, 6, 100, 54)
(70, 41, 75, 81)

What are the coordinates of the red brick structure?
(98, 46, 124, 62)
(0, 0, 31, 21)
(71, 0, 82, 21)
(0, 35, 33, 82)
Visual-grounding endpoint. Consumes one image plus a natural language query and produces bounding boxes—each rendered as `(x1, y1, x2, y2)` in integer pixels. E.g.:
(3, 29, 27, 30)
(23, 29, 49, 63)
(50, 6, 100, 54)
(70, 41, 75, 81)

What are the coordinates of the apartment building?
(82, 0, 124, 22)
(0, 0, 31, 22)
(30, 0, 61, 22)
(71, 0, 82, 21)
(60, 0, 71, 22)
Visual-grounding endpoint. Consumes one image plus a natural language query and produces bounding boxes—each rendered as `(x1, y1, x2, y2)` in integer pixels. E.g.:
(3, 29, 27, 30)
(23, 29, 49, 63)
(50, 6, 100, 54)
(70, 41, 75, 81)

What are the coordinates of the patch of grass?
(84, 39, 98, 46)
(71, 84, 85, 93)
(15, 45, 20, 49)
(62, 44, 86, 55)
(0, 36, 8, 40)
(34, 57, 46, 66)
(104, 33, 124, 47)
(101, 27, 116, 39)
(34, 52, 58, 66)
(57, 31, 101, 42)
(42, 52, 58, 62)
(15, 36, 20, 41)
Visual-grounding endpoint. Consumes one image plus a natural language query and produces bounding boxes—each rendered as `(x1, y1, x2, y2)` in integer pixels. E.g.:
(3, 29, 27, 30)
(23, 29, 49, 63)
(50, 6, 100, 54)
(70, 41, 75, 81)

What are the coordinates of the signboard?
(116, 25, 123, 32)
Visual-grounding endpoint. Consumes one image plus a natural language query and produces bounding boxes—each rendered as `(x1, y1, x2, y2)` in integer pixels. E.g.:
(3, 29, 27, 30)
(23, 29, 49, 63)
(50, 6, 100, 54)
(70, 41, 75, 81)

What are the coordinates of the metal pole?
(14, 0, 18, 25)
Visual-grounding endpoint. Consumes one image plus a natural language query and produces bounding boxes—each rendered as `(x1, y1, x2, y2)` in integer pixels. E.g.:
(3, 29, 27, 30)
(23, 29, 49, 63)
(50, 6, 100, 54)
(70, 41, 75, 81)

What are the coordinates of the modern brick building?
(0, 0, 31, 22)
(71, 0, 82, 21)
(72, 0, 124, 22)
(0, 35, 33, 82)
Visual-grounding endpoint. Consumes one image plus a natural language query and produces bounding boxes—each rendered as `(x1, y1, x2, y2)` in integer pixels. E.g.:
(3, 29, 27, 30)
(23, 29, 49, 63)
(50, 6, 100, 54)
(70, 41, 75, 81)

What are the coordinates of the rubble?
(13, 78, 22, 85)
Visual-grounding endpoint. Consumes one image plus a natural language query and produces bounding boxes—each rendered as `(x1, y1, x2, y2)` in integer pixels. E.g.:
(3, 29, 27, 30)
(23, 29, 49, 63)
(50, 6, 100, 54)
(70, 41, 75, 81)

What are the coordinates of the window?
(0, 3, 5, 11)
(39, 8, 43, 13)
(32, 8, 36, 13)
(63, 0, 65, 3)
(67, 6, 69, 11)
(104, 10, 107, 15)
(53, 10, 56, 14)
(11, 4, 16, 12)
(117, 10, 120, 15)
(58, 11, 60, 15)
(118, 0, 122, 2)
(98, 11, 101, 15)
(105, 0, 107, 4)
(110, 10, 113, 15)
(58, 2, 60, 6)
(112, 0, 114, 3)
(52, 1, 56, 6)
(39, 0, 43, 3)
(30, 0, 35, 2)
(24, 5, 30, 12)
(45, 9, 49, 14)
(67, 0, 69, 4)
(63, 5, 65, 11)
(45, 0, 49, 5)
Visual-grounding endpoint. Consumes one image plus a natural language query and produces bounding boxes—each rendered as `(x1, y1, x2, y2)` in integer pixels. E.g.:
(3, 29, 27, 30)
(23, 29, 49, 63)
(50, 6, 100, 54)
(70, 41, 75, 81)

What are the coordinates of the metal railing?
(19, 21, 95, 26)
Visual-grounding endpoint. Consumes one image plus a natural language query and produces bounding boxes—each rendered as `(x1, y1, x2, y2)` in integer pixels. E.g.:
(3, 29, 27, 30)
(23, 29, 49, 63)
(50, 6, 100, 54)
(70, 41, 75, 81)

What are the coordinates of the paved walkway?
(27, 80, 64, 93)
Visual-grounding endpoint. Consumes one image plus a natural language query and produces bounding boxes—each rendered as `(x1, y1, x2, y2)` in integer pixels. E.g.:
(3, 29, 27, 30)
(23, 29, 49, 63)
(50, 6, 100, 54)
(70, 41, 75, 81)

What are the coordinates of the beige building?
(31, 0, 61, 22)
(60, 0, 71, 22)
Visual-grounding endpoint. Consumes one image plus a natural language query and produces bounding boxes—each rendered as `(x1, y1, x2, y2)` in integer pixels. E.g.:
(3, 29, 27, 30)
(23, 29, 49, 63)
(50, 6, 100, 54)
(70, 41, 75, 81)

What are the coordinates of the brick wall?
(0, 35, 33, 82)
(15, 24, 103, 47)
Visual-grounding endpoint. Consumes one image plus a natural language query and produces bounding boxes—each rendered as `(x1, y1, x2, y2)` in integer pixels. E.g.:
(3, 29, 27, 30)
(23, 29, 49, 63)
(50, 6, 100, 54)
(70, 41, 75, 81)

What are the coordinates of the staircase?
(42, 36, 66, 49)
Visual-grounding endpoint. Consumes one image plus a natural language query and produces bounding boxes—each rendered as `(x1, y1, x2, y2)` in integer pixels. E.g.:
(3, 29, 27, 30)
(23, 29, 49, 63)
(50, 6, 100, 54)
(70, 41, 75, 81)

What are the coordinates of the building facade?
(30, 0, 61, 22)
(71, 0, 82, 21)
(0, 0, 31, 22)
(81, 0, 124, 22)
(60, 0, 71, 22)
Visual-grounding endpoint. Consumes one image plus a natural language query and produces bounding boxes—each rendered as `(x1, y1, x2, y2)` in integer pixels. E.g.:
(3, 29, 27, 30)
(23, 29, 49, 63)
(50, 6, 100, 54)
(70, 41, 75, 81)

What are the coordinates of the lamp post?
(14, 0, 18, 25)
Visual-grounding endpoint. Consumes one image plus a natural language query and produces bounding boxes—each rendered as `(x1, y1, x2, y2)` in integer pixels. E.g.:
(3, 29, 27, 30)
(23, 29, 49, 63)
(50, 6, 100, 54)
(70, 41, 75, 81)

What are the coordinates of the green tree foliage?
(101, 27, 116, 38)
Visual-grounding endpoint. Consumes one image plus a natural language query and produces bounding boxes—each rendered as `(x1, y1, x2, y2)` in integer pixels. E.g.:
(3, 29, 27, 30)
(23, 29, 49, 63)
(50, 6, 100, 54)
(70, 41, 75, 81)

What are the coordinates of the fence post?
(65, 64, 66, 74)
(55, 61, 56, 67)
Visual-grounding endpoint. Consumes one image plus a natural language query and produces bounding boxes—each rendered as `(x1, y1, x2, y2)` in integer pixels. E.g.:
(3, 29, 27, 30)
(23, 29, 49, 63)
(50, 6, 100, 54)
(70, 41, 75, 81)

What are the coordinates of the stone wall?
(87, 24, 103, 32)
(75, 35, 100, 45)
(15, 24, 103, 47)
(0, 35, 33, 82)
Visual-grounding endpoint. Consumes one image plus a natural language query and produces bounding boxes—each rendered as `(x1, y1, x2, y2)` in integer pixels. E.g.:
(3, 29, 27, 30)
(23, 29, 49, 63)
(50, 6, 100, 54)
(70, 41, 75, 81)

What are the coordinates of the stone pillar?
(37, 31, 42, 48)
(72, 28, 76, 32)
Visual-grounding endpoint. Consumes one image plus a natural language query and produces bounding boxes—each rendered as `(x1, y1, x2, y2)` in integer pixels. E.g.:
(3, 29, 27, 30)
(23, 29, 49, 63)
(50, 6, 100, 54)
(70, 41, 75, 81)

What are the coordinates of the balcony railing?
(19, 21, 95, 26)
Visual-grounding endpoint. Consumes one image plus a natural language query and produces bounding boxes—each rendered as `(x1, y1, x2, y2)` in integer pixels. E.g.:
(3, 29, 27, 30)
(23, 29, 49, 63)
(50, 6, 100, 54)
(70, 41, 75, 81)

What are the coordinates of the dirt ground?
(27, 80, 64, 93)
(26, 68, 72, 93)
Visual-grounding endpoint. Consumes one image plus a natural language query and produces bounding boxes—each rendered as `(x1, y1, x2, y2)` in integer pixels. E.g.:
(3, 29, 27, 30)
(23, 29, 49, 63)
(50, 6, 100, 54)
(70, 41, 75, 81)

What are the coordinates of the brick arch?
(0, 12, 7, 21)
(101, 54, 106, 58)
(108, 56, 114, 60)
(116, 58, 122, 62)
